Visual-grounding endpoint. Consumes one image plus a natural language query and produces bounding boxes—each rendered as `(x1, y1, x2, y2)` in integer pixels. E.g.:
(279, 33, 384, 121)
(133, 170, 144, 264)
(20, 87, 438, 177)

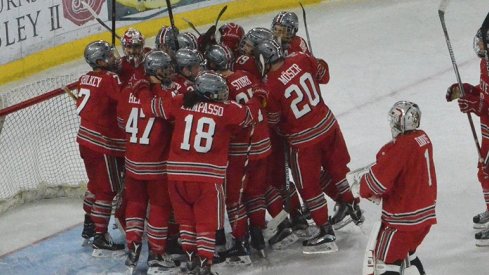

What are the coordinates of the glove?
(458, 92, 481, 114)
(446, 83, 474, 102)
(253, 88, 268, 108)
(316, 58, 329, 81)
(197, 25, 217, 53)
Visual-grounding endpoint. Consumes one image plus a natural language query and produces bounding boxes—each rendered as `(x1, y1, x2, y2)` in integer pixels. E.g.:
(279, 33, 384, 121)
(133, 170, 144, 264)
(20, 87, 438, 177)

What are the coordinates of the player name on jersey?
(181, 102, 225, 117)
(80, 75, 102, 87)
(230, 75, 252, 90)
(278, 63, 302, 85)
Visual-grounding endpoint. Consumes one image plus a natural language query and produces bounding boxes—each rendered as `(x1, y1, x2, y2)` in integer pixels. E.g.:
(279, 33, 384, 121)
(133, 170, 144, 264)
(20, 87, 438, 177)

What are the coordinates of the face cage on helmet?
(474, 34, 488, 58)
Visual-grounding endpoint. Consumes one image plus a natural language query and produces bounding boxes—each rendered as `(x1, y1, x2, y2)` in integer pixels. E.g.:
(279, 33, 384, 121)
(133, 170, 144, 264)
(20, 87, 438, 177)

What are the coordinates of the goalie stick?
(299, 2, 313, 54)
(438, 0, 482, 163)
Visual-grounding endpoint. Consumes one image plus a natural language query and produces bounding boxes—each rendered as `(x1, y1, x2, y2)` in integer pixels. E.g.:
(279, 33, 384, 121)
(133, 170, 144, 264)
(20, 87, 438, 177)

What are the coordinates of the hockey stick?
(81, 1, 121, 40)
(199, 5, 228, 51)
(481, 12, 489, 166)
(183, 18, 202, 36)
(233, 125, 255, 234)
(284, 140, 291, 214)
(165, 0, 180, 51)
(438, 0, 483, 162)
(111, 0, 116, 46)
(299, 2, 313, 54)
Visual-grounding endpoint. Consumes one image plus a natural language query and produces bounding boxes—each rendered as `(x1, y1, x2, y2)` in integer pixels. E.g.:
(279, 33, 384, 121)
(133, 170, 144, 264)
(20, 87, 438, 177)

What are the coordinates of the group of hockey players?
(70, 6, 489, 275)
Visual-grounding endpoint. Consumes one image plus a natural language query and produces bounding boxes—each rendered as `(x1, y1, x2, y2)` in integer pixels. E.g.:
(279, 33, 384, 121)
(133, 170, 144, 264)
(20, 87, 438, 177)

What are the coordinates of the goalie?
(351, 101, 437, 275)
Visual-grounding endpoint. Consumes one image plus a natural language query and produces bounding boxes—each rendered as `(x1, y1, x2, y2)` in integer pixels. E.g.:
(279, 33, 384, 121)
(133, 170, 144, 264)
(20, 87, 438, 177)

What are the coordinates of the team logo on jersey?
(62, 0, 105, 26)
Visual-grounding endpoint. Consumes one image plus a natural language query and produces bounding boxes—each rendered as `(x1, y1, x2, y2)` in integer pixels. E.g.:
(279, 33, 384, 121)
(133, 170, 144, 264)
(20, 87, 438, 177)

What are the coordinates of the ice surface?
(1, 0, 489, 274)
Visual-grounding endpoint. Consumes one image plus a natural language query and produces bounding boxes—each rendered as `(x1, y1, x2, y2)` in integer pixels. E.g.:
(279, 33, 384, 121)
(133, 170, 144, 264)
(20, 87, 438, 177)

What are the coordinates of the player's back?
(265, 52, 335, 148)
(118, 79, 173, 174)
(226, 70, 271, 159)
(234, 55, 261, 80)
(166, 95, 250, 183)
(76, 70, 125, 155)
(377, 130, 437, 230)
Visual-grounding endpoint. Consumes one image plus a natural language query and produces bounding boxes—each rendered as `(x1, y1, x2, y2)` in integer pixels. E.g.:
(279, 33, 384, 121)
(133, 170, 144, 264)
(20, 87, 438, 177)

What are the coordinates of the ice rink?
(1, 0, 489, 274)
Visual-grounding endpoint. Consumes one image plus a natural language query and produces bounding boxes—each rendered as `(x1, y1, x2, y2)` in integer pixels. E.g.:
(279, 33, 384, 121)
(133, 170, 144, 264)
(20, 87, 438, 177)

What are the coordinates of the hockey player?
(271, 11, 311, 56)
(446, 28, 489, 234)
(77, 40, 125, 255)
(235, 27, 274, 79)
(117, 51, 176, 274)
(218, 23, 245, 58)
(140, 71, 265, 274)
(255, 39, 363, 254)
(155, 26, 179, 59)
(355, 101, 436, 275)
(119, 28, 150, 86)
(173, 48, 205, 94)
(207, 45, 283, 261)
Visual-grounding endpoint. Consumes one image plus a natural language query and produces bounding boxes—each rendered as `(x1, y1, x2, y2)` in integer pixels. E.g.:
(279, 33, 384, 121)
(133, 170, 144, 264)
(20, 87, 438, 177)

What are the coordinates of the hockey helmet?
(194, 71, 229, 102)
(206, 44, 234, 71)
(388, 101, 421, 138)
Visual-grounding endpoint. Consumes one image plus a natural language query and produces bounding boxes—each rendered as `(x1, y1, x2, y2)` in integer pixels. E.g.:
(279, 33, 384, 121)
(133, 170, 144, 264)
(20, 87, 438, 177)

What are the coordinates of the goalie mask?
(473, 28, 489, 58)
(206, 44, 234, 71)
(254, 39, 284, 77)
(144, 50, 174, 84)
(272, 11, 299, 43)
(239, 27, 274, 56)
(388, 101, 421, 138)
(194, 71, 229, 102)
(121, 28, 145, 64)
(84, 40, 119, 71)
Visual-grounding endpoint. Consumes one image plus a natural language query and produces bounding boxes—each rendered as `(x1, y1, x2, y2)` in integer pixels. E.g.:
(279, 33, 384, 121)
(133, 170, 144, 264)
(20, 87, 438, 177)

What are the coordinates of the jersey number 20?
(285, 72, 320, 119)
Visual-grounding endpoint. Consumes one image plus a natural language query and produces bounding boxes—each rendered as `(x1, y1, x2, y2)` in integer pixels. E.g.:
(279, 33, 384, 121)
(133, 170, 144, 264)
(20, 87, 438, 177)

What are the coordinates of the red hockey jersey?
(76, 70, 125, 156)
(360, 130, 437, 231)
(234, 55, 261, 80)
(172, 74, 195, 95)
(264, 52, 334, 149)
(283, 35, 311, 56)
(145, 94, 261, 184)
(118, 77, 174, 180)
(226, 70, 271, 160)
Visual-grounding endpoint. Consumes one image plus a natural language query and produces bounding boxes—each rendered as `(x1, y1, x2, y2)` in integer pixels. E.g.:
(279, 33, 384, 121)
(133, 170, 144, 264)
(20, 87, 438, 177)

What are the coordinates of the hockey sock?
(303, 193, 328, 226)
(91, 199, 113, 234)
(196, 231, 216, 264)
(265, 185, 284, 217)
(83, 191, 95, 214)
(245, 196, 266, 229)
(227, 203, 248, 239)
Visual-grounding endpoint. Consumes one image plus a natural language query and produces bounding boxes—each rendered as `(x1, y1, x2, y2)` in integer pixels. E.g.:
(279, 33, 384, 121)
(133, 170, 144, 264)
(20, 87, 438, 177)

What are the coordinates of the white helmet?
(388, 101, 421, 138)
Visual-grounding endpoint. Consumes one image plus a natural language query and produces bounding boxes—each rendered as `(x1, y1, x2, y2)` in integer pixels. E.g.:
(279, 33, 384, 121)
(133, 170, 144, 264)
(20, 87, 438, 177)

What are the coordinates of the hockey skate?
(290, 212, 312, 239)
(125, 242, 142, 274)
(189, 257, 217, 275)
(268, 218, 299, 250)
(249, 226, 266, 258)
(263, 209, 288, 238)
(473, 210, 489, 229)
(475, 228, 489, 247)
(302, 224, 338, 254)
(330, 201, 365, 230)
(91, 232, 125, 257)
(147, 251, 176, 275)
(167, 235, 187, 264)
(81, 214, 95, 247)
(225, 238, 252, 265)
